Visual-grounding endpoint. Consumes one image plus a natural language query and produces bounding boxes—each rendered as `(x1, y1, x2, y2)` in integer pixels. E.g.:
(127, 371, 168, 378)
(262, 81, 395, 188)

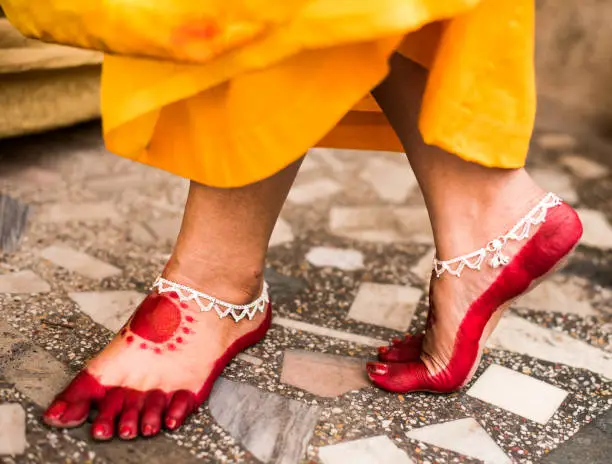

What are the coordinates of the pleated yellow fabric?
(3, 0, 536, 187)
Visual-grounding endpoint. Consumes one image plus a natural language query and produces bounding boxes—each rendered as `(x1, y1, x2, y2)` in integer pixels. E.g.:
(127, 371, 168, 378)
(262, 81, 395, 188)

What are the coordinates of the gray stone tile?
(69, 290, 144, 332)
(537, 133, 578, 151)
(467, 364, 568, 424)
(514, 275, 597, 316)
(39, 201, 120, 222)
(530, 168, 578, 204)
(270, 218, 294, 247)
(264, 268, 306, 299)
(128, 222, 156, 245)
(406, 418, 511, 464)
(348, 283, 423, 331)
(288, 178, 342, 205)
(0, 321, 72, 408)
(329, 207, 403, 243)
(487, 314, 612, 379)
(319, 436, 414, 464)
(360, 157, 417, 203)
(273, 317, 384, 347)
(280, 350, 369, 397)
(0, 404, 27, 456)
(576, 209, 612, 249)
(209, 378, 321, 464)
(40, 245, 121, 279)
(543, 408, 612, 464)
(560, 155, 609, 180)
(394, 207, 434, 244)
(0, 270, 50, 294)
(305, 247, 364, 271)
(0, 193, 29, 253)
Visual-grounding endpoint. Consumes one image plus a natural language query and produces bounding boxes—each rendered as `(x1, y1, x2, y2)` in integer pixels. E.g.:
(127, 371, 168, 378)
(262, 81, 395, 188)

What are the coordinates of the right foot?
(43, 276, 271, 440)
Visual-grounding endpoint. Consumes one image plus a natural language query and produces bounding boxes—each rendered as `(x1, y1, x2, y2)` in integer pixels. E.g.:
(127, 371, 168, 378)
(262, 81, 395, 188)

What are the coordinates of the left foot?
(43, 275, 271, 440)
(368, 189, 583, 393)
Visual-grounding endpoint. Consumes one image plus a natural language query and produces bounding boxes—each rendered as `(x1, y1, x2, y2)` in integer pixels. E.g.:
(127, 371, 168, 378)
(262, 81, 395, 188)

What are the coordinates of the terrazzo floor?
(0, 123, 611, 463)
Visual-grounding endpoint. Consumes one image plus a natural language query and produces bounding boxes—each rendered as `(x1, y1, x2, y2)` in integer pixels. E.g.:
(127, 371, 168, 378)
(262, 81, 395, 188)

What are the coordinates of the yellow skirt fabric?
(100, 0, 535, 187)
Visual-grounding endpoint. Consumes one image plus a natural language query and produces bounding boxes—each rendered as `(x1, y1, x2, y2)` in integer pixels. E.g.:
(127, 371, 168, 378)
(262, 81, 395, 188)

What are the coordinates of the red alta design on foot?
(368, 202, 582, 393)
(43, 289, 271, 440)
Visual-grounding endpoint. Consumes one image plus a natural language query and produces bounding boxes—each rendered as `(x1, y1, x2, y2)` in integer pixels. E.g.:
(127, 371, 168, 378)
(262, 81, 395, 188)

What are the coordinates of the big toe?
(43, 399, 90, 428)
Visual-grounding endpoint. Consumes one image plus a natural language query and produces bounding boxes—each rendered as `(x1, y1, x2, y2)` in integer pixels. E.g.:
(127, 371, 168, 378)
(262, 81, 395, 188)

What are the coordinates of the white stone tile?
(273, 316, 384, 348)
(487, 314, 612, 379)
(394, 207, 434, 244)
(69, 291, 145, 332)
(0, 404, 27, 456)
(360, 158, 417, 203)
(236, 353, 264, 366)
(151, 216, 182, 245)
(576, 209, 612, 249)
(514, 275, 597, 316)
(530, 168, 578, 204)
(0, 270, 50, 294)
(310, 148, 347, 172)
(537, 133, 577, 151)
(270, 218, 294, 247)
(348, 283, 423, 331)
(41, 245, 121, 280)
(560, 155, 609, 180)
(300, 155, 320, 173)
(467, 364, 568, 424)
(411, 248, 435, 284)
(329, 207, 403, 244)
(406, 418, 510, 464)
(39, 201, 120, 222)
(288, 178, 342, 205)
(306, 247, 364, 271)
(319, 436, 414, 464)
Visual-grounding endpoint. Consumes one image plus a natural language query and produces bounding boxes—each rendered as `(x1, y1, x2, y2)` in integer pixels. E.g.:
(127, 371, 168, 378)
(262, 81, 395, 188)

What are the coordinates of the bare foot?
(43, 275, 270, 440)
(370, 181, 583, 392)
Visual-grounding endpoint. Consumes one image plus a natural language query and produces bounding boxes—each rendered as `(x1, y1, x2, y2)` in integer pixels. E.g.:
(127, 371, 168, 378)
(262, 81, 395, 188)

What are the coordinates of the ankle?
(430, 170, 545, 259)
(163, 254, 265, 305)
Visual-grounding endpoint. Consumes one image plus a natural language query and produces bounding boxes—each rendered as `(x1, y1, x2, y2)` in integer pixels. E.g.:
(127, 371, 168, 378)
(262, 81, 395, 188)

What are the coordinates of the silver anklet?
(152, 277, 269, 323)
(432, 192, 563, 278)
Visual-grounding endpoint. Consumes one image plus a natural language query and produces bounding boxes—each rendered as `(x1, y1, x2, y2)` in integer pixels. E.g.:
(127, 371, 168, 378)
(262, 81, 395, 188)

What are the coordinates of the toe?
(43, 371, 104, 428)
(118, 391, 145, 440)
(44, 400, 91, 428)
(377, 334, 424, 363)
(165, 390, 196, 431)
(367, 360, 431, 393)
(140, 390, 167, 437)
(91, 387, 126, 440)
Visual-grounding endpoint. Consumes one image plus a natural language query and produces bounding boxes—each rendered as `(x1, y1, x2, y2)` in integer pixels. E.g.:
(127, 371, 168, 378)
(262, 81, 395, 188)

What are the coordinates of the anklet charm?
(433, 192, 563, 278)
(152, 277, 269, 322)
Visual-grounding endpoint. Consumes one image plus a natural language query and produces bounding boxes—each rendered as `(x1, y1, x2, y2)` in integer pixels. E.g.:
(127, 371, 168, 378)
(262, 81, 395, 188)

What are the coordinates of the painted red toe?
(141, 390, 167, 436)
(165, 390, 196, 430)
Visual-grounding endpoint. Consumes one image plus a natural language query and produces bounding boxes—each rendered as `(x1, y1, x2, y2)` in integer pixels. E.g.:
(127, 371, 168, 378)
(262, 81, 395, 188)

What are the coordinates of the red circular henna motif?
(140, 343, 147, 350)
(176, 337, 183, 344)
(154, 347, 162, 354)
(169, 291, 179, 299)
(180, 302, 189, 309)
(167, 343, 176, 351)
(182, 327, 190, 334)
(185, 316, 194, 323)
(126, 335, 134, 344)
(129, 294, 182, 343)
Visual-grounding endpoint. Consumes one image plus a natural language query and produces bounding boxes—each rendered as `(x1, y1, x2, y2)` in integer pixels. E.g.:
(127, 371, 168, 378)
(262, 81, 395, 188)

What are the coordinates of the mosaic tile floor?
(0, 123, 611, 463)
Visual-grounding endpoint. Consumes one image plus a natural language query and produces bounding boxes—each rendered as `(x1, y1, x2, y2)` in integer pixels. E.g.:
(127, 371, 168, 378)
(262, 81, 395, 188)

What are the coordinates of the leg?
(368, 54, 582, 391)
(43, 157, 303, 439)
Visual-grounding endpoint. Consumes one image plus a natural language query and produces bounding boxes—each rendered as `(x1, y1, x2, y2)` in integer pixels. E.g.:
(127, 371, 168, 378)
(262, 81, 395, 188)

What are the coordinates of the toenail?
(367, 363, 388, 376)
(378, 346, 389, 354)
(143, 424, 153, 436)
(166, 418, 177, 429)
(120, 426, 131, 438)
(392, 337, 402, 345)
(92, 425, 107, 438)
